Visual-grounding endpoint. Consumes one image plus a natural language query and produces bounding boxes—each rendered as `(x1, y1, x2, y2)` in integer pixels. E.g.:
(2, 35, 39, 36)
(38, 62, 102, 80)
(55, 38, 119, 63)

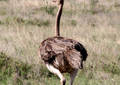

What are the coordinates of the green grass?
(0, 16, 50, 27)
(0, 52, 56, 85)
(40, 6, 56, 16)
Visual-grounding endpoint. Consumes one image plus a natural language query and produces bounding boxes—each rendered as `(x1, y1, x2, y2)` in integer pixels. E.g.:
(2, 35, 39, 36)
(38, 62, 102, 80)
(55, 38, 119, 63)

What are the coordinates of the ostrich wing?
(39, 37, 88, 66)
(64, 49, 82, 69)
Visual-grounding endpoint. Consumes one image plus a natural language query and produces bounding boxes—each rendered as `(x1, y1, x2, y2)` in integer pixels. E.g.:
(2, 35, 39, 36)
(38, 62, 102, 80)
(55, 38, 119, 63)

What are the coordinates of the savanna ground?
(0, 0, 120, 85)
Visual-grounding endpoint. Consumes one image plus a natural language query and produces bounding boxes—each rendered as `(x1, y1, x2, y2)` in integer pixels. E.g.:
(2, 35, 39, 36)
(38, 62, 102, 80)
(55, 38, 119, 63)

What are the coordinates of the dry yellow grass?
(0, 0, 120, 85)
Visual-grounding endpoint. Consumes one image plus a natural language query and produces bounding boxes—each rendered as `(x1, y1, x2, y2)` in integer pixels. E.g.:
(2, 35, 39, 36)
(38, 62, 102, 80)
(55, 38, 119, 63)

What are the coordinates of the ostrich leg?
(69, 70, 78, 85)
(46, 64, 66, 85)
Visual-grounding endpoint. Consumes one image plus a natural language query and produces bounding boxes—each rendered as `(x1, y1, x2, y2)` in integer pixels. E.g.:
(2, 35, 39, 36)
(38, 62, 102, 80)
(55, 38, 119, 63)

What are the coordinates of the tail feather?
(74, 43, 88, 61)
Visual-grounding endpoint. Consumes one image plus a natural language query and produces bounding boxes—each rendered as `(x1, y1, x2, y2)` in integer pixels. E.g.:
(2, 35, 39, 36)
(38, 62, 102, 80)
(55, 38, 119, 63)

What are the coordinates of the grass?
(40, 6, 56, 16)
(0, 52, 56, 85)
(0, 0, 120, 85)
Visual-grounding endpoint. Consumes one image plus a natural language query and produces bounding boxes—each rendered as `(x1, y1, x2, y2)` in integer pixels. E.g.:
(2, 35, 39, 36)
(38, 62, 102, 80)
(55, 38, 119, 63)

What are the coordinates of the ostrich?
(39, 0, 88, 85)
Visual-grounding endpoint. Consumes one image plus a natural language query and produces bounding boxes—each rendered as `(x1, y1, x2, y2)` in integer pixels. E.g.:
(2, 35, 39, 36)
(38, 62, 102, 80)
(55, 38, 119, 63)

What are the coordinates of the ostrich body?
(39, 0, 88, 85)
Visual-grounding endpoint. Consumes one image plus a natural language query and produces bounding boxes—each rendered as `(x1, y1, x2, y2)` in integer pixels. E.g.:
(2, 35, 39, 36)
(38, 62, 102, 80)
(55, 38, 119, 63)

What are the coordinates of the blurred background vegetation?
(0, 0, 120, 85)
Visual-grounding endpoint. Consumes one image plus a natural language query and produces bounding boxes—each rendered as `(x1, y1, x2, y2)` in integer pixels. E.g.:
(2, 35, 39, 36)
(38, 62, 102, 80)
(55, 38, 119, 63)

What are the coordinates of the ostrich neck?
(56, 2, 64, 36)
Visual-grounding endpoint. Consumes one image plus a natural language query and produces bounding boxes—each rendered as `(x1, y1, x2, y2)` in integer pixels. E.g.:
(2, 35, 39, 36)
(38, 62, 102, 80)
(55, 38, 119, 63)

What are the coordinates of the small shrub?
(0, 52, 32, 80)
(71, 20, 77, 26)
(0, 52, 55, 84)
(37, 20, 50, 27)
(118, 56, 120, 62)
(26, 19, 50, 27)
(103, 62, 120, 75)
(0, 52, 14, 80)
(16, 17, 50, 27)
(90, 0, 98, 14)
(15, 61, 32, 79)
(114, 2, 120, 7)
(0, 0, 8, 1)
(2, 16, 50, 27)
(16, 17, 25, 24)
(4, 16, 12, 25)
(40, 6, 56, 16)
(0, 20, 3, 25)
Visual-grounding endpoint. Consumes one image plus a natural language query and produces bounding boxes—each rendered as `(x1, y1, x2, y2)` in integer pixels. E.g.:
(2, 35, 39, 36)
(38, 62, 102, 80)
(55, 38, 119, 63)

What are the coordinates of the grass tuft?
(71, 20, 77, 26)
(103, 62, 120, 75)
(40, 6, 56, 16)
(0, 52, 55, 85)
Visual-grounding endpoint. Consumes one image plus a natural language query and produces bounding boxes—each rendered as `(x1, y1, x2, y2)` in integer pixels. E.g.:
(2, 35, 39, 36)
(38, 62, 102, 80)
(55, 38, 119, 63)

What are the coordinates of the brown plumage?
(39, 0, 88, 85)
(40, 36, 87, 73)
